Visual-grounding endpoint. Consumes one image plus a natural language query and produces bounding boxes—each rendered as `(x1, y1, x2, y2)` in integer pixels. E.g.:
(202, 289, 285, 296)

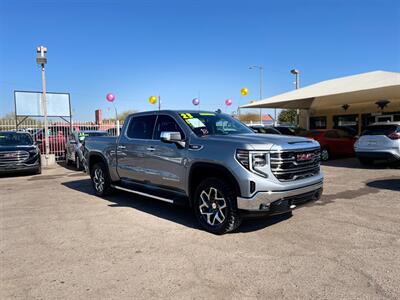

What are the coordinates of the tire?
(193, 178, 242, 235)
(320, 148, 330, 161)
(35, 164, 42, 175)
(65, 151, 72, 166)
(90, 162, 113, 196)
(75, 154, 83, 171)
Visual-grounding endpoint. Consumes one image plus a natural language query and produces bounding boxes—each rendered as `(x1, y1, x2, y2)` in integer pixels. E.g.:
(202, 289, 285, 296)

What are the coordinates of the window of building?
(126, 115, 157, 139)
(333, 114, 358, 136)
(310, 116, 327, 129)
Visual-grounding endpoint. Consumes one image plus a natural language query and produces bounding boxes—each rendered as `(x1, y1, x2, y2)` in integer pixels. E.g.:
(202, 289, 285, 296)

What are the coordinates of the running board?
(111, 184, 175, 204)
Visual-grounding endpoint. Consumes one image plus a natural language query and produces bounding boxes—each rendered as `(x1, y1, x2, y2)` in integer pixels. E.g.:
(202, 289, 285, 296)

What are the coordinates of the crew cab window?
(127, 115, 156, 139)
(154, 115, 185, 140)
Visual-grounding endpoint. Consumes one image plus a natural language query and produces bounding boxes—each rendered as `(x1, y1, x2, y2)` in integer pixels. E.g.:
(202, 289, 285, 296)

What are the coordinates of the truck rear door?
(116, 115, 157, 182)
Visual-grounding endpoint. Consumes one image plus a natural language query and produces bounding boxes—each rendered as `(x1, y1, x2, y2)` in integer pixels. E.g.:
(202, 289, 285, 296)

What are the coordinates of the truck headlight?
(236, 150, 268, 177)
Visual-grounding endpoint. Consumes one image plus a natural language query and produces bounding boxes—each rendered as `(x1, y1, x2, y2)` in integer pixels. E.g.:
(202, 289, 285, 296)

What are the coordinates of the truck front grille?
(270, 148, 320, 182)
(0, 151, 30, 165)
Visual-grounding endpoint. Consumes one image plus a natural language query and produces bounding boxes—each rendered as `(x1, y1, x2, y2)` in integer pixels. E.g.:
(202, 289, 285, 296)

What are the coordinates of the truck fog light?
(259, 203, 270, 211)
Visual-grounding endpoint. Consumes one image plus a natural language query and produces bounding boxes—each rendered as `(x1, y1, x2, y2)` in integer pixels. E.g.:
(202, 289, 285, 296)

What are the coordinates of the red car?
(305, 129, 357, 161)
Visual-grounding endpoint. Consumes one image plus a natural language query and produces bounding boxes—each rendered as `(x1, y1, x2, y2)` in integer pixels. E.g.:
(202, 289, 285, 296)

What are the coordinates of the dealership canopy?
(240, 71, 400, 110)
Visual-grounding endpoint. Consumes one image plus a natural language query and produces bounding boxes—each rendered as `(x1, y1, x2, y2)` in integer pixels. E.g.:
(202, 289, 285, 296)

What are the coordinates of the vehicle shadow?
(57, 161, 81, 172)
(62, 179, 290, 233)
(321, 158, 399, 169)
(366, 178, 400, 192)
(0, 172, 35, 178)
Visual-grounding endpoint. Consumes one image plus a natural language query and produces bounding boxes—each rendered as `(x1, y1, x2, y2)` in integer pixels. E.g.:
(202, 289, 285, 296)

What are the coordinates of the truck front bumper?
(237, 180, 323, 212)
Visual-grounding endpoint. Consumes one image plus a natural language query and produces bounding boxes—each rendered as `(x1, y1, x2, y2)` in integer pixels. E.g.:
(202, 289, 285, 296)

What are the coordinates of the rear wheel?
(65, 151, 72, 166)
(90, 162, 113, 196)
(321, 148, 330, 161)
(193, 178, 242, 235)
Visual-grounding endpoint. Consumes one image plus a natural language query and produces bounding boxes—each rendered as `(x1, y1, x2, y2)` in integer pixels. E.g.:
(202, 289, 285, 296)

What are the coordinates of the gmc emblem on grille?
(3, 153, 17, 158)
(296, 153, 313, 162)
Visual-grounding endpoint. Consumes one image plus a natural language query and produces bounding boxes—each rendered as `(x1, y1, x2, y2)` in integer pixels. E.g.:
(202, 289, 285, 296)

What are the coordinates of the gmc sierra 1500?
(84, 110, 323, 234)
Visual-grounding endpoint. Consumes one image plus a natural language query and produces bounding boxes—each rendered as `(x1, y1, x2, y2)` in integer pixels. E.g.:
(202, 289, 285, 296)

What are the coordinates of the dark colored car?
(249, 125, 282, 135)
(305, 129, 357, 161)
(0, 131, 41, 174)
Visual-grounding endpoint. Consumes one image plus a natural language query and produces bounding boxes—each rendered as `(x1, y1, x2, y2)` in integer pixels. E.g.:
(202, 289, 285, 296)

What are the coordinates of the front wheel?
(90, 162, 113, 196)
(193, 178, 242, 234)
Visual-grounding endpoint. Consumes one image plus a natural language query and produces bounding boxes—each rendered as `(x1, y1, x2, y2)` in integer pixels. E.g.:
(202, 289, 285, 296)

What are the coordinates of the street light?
(249, 65, 264, 124)
(290, 69, 300, 89)
(290, 69, 301, 127)
(36, 45, 50, 162)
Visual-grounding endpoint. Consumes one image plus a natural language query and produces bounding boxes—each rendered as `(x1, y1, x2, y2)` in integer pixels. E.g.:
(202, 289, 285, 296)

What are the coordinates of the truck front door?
(145, 114, 187, 191)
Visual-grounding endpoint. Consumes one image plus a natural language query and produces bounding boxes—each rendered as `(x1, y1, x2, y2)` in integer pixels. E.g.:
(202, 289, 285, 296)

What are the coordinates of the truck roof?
(128, 110, 222, 117)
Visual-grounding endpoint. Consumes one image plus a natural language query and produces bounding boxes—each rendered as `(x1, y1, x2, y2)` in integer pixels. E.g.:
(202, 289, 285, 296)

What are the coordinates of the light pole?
(290, 69, 300, 89)
(290, 69, 300, 126)
(249, 65, 264, 124)
(36, 46, 50, 161)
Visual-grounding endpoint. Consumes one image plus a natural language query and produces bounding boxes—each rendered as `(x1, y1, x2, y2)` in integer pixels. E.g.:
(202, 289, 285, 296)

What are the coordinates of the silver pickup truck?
(84, 110, 323, 234)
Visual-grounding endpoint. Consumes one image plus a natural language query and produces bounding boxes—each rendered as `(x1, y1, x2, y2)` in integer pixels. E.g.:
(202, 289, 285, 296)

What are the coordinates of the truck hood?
(198, 133, 319, 151)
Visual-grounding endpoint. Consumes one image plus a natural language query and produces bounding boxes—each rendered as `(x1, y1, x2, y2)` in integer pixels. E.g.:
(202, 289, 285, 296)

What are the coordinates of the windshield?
(0, 132, 34, 146)
(77, 131, 108, 141)
(179, 112, 253, 136)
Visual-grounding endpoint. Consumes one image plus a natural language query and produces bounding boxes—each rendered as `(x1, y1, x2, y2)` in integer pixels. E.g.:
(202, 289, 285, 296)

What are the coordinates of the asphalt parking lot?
(1, 159, 399, 299)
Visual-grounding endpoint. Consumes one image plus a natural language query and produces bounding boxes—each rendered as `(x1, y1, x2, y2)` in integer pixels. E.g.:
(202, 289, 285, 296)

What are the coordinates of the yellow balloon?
(149, 96, 157, 104)
(241, 87, 248, 96)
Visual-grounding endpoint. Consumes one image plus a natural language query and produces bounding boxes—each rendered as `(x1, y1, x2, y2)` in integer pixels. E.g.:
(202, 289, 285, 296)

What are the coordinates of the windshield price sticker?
(187, 118, 206, 128)
(78, 132, 89, 137)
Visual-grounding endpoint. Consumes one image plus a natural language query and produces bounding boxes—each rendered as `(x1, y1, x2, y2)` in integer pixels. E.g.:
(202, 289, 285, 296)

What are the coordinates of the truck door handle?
(146, 147, 155, 151)
(117, 145, 126, 149)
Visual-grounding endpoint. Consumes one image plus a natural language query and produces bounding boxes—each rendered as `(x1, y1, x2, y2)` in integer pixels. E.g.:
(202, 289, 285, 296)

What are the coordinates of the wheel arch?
(88, 152, 109, 175)
(188, 162, 241, 207)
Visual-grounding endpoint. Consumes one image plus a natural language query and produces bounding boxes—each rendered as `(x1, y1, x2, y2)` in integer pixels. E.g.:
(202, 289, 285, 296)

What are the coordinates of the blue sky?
(1, 0, 399, 120)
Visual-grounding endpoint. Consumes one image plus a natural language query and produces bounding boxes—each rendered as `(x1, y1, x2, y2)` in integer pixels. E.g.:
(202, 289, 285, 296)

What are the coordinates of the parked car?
(107, 125, 123, 136)
(304, 129, 357, 161)
(248, 125, 282, 135)
(274, 126, 308, 136)
(0, 131, 41, 174)
(354, 122, 400, 165)
(32, 128, 66, 158)
(65, 130, 108, 170)
(84, 110, 323, 234)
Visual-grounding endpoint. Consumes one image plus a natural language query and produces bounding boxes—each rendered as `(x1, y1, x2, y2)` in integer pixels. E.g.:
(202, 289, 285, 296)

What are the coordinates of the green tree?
(278, 109, 297, 124)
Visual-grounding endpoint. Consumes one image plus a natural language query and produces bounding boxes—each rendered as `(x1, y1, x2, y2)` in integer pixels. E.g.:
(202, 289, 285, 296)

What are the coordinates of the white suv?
(354, 122, 400, 165)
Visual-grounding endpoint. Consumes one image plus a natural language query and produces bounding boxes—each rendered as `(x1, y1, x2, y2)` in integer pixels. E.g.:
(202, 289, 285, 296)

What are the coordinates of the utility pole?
(249, 65, 264, 124)
(36, 46, 49, 161)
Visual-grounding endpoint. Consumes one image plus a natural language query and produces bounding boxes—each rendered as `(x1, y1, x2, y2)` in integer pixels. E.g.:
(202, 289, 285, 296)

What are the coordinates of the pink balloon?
(192, 98, 200, 106)
(225, 98, 232, 106)
(106, 93, 115, 102)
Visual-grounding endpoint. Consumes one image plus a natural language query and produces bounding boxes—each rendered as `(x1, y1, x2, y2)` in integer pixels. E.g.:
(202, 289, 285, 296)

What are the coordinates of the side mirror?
(160, 131, 185, 147)
(35, 140, 42, 145)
